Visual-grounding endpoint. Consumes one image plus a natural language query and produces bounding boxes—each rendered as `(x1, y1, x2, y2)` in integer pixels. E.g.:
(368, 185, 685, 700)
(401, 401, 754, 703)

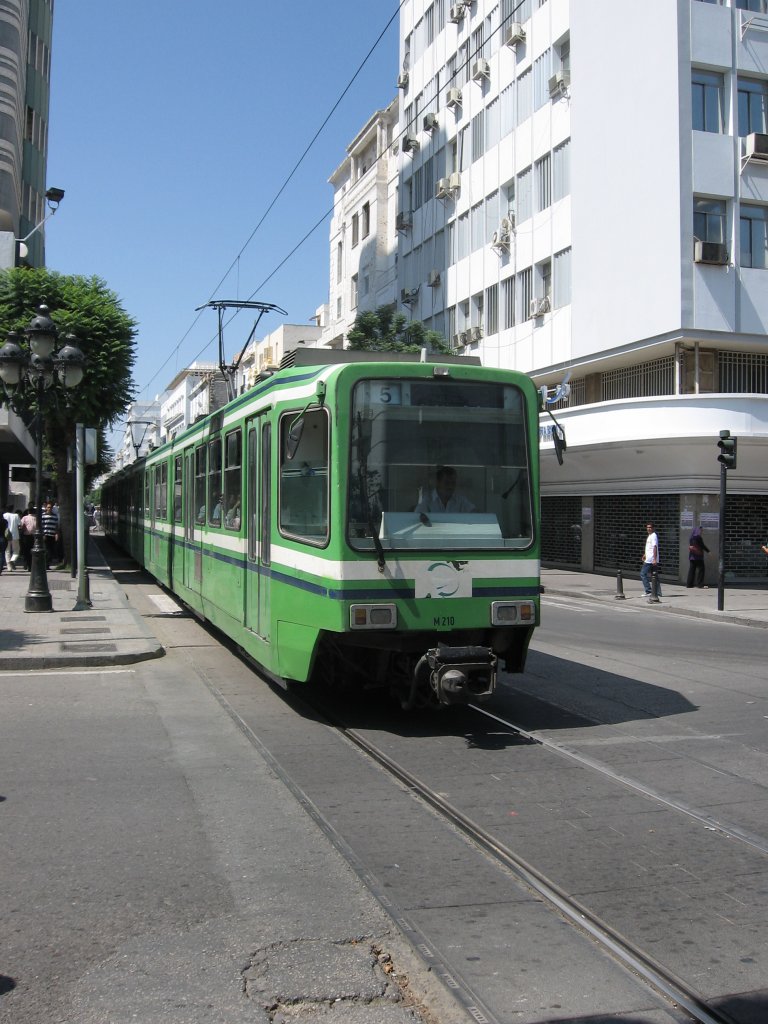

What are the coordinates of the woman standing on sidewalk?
(686, 527, 710, 589)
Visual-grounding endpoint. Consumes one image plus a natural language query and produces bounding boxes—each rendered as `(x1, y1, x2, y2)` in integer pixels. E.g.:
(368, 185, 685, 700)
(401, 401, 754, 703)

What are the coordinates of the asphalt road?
(3, 568, 767, 1023)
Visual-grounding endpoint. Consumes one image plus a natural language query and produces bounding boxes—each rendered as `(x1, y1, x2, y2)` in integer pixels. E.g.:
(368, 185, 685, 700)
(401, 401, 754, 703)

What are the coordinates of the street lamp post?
(0, 306, 85, 612)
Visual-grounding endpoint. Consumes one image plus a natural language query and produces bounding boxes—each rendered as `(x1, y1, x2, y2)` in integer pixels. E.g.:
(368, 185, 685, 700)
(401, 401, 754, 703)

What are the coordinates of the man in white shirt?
(641, 521, 662, 597)
(415, 466, 476, 515)
(3, 505, 20, 570)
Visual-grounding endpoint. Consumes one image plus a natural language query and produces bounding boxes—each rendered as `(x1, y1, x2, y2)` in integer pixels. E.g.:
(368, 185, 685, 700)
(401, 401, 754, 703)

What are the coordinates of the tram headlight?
(491, 601, 536, 625)
(349, 604, 397, 629)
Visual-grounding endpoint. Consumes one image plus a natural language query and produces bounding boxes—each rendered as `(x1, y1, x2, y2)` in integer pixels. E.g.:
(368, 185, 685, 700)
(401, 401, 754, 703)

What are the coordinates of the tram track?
(469, 703, 768, 859)
(325, 705, 743, 1024)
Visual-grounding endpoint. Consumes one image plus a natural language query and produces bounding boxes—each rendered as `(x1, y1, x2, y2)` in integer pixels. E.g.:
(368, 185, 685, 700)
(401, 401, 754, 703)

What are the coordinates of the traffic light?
(717, 431, 737, 470)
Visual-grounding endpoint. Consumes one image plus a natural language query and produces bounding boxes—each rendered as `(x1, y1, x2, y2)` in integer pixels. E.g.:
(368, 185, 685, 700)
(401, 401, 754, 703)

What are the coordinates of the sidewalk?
(542, 566, 768, 629)
(0, 534, 164, 670)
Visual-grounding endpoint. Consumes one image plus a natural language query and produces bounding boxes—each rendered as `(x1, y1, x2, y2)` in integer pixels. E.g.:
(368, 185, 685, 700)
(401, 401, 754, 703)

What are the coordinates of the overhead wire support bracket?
(196, 299, 288, 401)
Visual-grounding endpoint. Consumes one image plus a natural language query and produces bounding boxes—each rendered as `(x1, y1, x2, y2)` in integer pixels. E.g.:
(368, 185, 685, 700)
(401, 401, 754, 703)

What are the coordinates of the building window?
(351, 274, 359, 308)
(533, 50, 552, 110)
(457, 211, 469, 260)
(553, 140, 570, 201)
(471, 201, 484, 251)
(692, 70, 724, 133)
(471, 112, 485, 162)
(518, 268, 532, 321)
(554, 248, 572, 308)
(485, 284, 498, 335)
(535, 154, 551, 212)
(502, 276, 516, 329)
(738, 77, 768, 136)
(694, 198, 726, 243)
(336, 241, 343, 283)
(735, 0, 768, 12)
(537, 259, 552, 304)
(740, 203, 768, 268)
(517, 166, 532, 223)
(517, 68, 532, 125)
(362, 202, 370, 238)
(352, 213, 359, 247)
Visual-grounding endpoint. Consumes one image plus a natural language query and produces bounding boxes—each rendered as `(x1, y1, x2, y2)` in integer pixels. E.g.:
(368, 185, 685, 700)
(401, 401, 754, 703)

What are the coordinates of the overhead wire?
(118, 0, 534, 448)
(134, 0, 407, 404)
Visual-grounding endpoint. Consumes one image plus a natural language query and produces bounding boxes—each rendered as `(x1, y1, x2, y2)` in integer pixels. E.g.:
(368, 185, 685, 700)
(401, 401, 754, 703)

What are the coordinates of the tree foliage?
(0, 267, 137, 562)
(346, 307, 452, 354)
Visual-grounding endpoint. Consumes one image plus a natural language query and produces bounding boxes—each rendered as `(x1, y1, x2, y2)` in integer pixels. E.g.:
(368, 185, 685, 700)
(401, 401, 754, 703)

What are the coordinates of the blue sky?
(45, 1, 400, 442)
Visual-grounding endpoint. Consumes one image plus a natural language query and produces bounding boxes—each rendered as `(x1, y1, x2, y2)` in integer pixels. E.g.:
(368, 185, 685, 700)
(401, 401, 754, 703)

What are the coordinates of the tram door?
(245, 416, 271, 641)
(182, 448, 202, 594)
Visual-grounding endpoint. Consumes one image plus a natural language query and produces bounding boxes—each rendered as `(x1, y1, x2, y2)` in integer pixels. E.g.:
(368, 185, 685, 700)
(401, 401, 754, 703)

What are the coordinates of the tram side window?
(155, 462, 168, 520)
(144, 472, 150, 518)
(279, 408, 329, 543)
(195, 446, 206, 524)
(208, 438, 223, 525)
(173, 456, 182, 523)
(224, 429, 242, 530)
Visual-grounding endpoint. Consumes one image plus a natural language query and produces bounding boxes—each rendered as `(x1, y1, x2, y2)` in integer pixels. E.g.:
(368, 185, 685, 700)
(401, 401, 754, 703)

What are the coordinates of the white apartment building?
(114, 400, 162, 471)
(324, 100, 400, 347)
(396, 0, 768, 581)
(237, 323, 322, 391)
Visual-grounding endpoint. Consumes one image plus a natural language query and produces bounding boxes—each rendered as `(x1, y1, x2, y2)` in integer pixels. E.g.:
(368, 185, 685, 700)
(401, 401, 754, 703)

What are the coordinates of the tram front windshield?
(348, 377, 533, 552)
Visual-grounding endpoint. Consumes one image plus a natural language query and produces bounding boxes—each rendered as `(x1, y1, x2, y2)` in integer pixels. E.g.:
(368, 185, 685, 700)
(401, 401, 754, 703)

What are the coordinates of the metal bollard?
(615, 568, 626, 600)
(648, 568, 661, 604)
(73, 567, 92, 611)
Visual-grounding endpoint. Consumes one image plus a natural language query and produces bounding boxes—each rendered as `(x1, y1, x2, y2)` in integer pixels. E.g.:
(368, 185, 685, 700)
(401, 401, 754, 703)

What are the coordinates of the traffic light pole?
(718, 461, 726, 612)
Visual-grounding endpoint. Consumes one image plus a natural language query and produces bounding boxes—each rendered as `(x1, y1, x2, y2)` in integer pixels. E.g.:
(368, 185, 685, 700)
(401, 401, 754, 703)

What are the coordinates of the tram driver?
(415, 466, 476, 515)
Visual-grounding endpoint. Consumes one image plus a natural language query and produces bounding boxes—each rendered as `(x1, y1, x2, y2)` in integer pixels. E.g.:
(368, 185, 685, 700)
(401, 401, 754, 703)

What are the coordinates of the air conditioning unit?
(446, 87, 462, 109)
(395, 212, 412, 231)
(459, 330, 470, 346)
(397, 71, 409, 90)
(451, 333, 462, 348)
(401, 287, 419, 305)
(745, 132, 768, 161)
(694, 240, 729, 265)
(472, 59, 490, 81)
(423, 112, 439, 132)
(448, 171, 462, 191)
(491, 217, 513, 250)
(449, 3, 465, 22)
(505, 23, 526, 47)
(428, 270, 441, 287)
(548, 70, 571, 97)
(402, 133, 420, 153)
(436, 177, 452, 199)
(529, 297, 550, 318)
(471, 326, 483, 342)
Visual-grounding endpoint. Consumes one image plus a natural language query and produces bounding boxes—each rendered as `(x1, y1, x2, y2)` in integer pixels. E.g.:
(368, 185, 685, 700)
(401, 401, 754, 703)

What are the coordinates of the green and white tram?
(103, 350, 542, 709)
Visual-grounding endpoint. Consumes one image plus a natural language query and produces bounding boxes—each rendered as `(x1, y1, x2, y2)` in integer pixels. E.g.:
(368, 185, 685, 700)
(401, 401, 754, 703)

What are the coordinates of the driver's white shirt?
(415, 489, 475, 514)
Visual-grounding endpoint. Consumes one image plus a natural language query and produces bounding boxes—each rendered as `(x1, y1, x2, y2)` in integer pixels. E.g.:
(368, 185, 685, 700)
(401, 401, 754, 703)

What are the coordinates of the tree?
(346, 306, 452, 354)
(0, 267, 137, 564)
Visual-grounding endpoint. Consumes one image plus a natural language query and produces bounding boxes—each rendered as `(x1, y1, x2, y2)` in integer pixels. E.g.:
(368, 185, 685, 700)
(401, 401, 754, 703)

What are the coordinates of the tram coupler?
(425, 643, 497, 705)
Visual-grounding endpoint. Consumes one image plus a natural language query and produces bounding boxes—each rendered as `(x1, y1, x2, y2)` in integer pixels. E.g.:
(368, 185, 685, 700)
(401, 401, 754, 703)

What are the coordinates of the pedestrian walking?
(686, 526, 710, 588)
(640, 521, 662, 597)
(41, 501, 60, 569)
(3, 504, 20, 571)
(19, 506, 36, 571)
